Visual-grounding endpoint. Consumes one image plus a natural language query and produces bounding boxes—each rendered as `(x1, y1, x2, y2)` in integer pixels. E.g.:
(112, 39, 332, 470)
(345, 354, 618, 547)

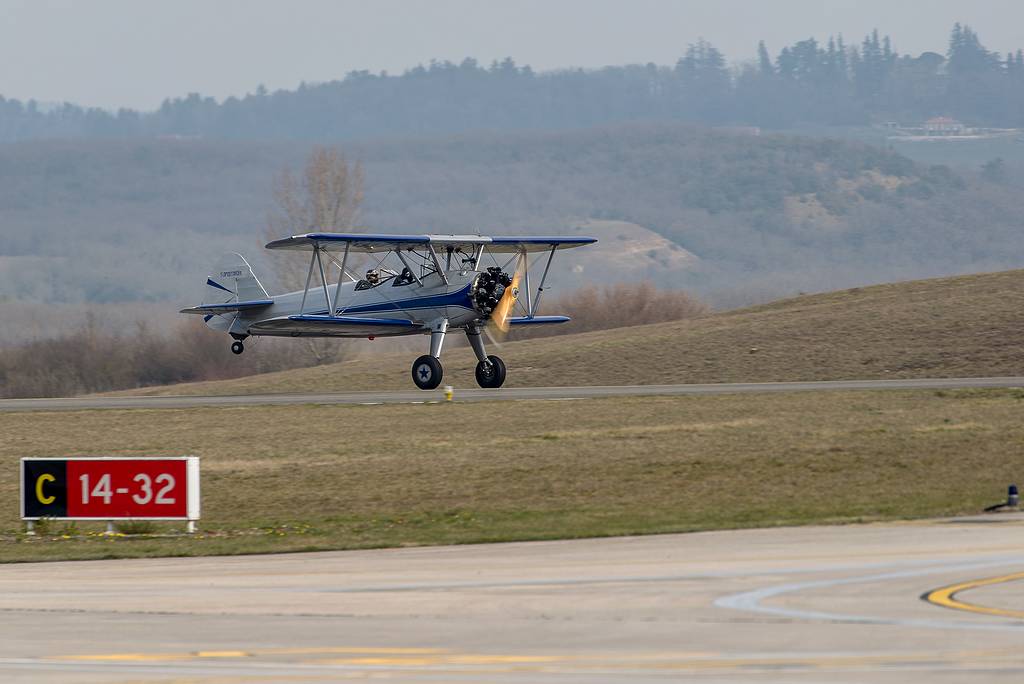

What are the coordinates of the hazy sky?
(2, 0, 1021, 111)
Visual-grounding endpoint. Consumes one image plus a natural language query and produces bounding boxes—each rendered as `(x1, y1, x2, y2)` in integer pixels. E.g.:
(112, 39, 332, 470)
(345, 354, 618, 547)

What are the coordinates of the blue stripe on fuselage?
(335, 283, 474, 316)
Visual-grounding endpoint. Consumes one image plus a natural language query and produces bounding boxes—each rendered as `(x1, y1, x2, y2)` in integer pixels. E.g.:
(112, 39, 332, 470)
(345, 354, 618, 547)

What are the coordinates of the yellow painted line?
(54, 653, 199, 662)
(52, 645, 449, 663)
(925, 571, 1024, 619)
(320, 657, 442, 666)
(53, 646, 1023, 673)
(315, 654, 563, 666)
(266, 646, 448, 656)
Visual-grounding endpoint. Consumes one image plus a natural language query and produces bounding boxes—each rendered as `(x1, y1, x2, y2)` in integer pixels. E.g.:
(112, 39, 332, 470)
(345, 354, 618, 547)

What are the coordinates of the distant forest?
(1, 24, 1022, 142)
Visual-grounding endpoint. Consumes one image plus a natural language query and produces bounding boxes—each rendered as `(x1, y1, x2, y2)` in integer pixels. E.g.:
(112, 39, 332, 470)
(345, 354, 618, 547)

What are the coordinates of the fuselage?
(235, 269, 481, 338)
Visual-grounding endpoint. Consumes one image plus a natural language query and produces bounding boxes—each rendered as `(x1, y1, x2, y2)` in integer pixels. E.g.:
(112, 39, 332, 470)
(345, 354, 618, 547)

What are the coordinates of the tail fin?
(205, 253, 269, 304)
(185, 253, 271, 332)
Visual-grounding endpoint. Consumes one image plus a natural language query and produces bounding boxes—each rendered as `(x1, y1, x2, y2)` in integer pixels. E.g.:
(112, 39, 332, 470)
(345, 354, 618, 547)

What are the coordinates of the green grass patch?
(1, 389, 1021, 562)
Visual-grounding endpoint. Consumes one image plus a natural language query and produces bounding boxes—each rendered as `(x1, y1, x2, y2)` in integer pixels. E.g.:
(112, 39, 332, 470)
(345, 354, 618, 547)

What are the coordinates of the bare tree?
(263, 147, 365, 363)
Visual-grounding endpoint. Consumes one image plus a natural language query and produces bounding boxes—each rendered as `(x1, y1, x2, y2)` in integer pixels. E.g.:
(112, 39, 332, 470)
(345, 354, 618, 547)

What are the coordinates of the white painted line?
(715, 556, 1024, 632)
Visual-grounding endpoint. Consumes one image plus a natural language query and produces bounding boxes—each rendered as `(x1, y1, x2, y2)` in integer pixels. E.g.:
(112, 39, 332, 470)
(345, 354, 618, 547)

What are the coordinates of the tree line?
(0, 23, 1020, 143)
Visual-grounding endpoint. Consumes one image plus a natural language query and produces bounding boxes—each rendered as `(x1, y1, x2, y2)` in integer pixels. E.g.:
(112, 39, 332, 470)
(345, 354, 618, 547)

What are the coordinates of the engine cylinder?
(472, 267, 512, 319)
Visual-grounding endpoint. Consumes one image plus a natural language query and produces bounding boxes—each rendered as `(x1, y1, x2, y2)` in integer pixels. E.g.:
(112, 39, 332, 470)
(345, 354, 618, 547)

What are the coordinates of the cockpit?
(392, 266, 438, 286)
(355, 268, 397, 291)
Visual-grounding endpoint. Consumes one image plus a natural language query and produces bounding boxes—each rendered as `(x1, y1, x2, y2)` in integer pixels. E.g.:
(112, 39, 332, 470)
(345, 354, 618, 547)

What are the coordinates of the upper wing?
(265, 233, 597, 253)
(265, 233, 432, 252)
(486, 236, 598, 253)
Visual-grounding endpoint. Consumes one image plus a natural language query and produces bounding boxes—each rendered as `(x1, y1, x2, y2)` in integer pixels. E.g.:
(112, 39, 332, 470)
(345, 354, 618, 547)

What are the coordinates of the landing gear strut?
(412, 319, 448, 390)
(467, 326, 506, 389)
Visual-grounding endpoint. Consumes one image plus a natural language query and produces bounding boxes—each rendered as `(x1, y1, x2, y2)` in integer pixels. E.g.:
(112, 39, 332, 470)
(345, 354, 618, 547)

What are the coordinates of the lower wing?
(249, 315, 425, 337)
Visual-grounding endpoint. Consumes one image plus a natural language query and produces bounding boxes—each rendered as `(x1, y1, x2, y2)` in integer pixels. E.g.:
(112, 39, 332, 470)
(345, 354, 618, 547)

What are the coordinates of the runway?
(2, 376, 1023, 411)
(1, 514, 1023, 682)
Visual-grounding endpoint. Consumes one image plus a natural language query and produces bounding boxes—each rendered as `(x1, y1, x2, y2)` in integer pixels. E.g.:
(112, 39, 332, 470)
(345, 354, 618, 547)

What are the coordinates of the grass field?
(116, 268, 1024, 397)
(2, 388, 1022, 563)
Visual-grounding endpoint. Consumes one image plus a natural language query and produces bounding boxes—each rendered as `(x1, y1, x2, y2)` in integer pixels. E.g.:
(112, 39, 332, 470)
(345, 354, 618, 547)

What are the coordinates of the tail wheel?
(412, 355, 443, 390)
(230, 341, 245, 355)
(475, 355, 506, 389)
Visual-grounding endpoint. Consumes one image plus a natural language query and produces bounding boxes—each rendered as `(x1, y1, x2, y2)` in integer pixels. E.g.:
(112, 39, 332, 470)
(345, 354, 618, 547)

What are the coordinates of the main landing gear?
(412, 319, 448, 390)
(409, 322, 507, 390)
(467, 325, 506, 389)
(474, 354, 506, 388)
(411, 355, 443, 390)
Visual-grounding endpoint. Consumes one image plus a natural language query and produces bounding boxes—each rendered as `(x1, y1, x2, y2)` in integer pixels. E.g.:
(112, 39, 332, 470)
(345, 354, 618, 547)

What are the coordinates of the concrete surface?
(1, 514, 1023, 682)
(2, 376, 1024, 412)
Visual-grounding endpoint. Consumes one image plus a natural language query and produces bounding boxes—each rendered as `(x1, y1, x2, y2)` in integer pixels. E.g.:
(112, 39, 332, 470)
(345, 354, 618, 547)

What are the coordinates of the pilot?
(365, 269, 380, 286)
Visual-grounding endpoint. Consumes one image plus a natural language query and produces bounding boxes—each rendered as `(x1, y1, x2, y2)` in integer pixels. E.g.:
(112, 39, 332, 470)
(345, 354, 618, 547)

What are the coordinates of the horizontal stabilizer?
(509, 315, 571, 325)
(180, 299, 274, 315)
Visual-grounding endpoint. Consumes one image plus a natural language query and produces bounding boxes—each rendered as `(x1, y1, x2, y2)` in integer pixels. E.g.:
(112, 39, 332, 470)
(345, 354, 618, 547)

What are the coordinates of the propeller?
(486, 253, 525, 339)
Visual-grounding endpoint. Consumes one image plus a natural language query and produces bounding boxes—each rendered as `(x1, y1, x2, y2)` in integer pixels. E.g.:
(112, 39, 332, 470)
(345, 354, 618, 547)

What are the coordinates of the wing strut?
(299, 247, 317, 315)
(426, 245, 449, 285)
(522, 248, 532, 317)
(330, 242, 351, 314)
(532, 245, 557, 317)
(315, 244, 332, 317)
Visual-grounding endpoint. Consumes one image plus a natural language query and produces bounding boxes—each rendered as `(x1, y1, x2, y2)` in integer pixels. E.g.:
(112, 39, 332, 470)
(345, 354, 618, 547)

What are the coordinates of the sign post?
(20, 457, 200, 534)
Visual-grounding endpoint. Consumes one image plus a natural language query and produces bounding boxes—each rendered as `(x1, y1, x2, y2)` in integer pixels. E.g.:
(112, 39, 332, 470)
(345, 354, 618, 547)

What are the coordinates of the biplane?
(181, 233, 597, 389)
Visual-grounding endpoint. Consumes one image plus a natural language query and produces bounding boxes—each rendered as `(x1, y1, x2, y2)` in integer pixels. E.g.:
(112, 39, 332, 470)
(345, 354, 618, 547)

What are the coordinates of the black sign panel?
(22, 460, 67, 518)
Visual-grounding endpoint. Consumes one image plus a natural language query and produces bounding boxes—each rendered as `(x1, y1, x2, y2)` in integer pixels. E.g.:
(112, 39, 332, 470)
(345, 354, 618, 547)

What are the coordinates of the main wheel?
(230, 341, 245, 355)
(475, 355, 506, 388)
(412, 355, 443, 390)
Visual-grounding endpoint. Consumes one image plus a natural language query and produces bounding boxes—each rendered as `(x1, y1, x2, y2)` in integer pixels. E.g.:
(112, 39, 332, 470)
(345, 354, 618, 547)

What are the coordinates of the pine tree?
(757, 41, 775, 76)
(777, 47, 796, 79)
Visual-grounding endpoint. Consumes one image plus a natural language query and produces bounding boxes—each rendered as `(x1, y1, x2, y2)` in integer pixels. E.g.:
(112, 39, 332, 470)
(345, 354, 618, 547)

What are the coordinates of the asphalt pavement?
(1, 514, 1023, 682)
(2, 376, 1023, 412)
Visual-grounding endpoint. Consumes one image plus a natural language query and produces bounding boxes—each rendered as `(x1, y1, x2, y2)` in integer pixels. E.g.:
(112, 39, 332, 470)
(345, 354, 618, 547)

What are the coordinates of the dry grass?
(115, 268, 1024, 397)
(2, 388, 1022, 562)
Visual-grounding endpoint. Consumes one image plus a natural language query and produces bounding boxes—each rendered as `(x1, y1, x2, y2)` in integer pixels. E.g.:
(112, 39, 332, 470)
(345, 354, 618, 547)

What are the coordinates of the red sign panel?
(67, 459, 187, 518)
(21, 457, 200, 520)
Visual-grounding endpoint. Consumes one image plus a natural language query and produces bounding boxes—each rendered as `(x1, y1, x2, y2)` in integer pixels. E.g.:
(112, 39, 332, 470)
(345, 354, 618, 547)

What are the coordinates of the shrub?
(513, 281, 708, 339)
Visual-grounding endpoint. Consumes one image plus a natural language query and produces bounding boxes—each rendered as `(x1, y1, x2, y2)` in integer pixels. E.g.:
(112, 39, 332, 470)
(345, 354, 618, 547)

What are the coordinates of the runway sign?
(20, 457, 200, 521)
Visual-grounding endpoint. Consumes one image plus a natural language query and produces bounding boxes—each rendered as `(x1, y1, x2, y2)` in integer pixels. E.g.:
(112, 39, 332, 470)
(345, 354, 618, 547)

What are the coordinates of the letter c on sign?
(36, 474, 55, 504)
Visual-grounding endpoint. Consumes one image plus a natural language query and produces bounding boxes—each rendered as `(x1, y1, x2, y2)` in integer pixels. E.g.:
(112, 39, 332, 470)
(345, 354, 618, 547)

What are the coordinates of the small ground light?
(444, 386, 454, 402)
(1009, 484, 1019, 507)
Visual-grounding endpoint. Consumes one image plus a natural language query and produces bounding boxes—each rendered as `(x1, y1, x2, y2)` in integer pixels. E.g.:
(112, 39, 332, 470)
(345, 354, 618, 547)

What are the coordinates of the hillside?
(122, 268, 1024, 397)
(3, 122, 1024, 338)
